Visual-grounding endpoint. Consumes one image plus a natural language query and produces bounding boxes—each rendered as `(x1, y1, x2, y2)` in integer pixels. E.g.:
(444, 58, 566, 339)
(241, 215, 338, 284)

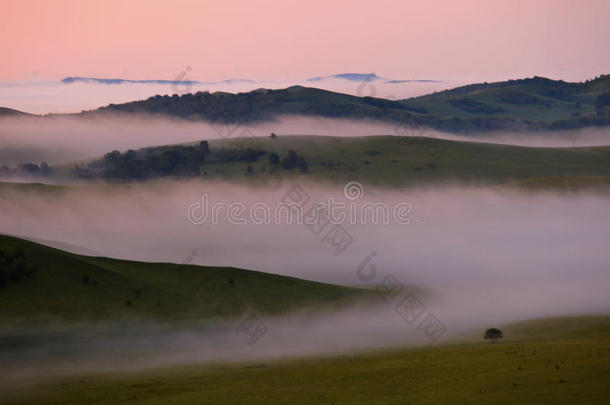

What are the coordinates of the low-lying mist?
(2, 114, 610, 167)
(1, 179, 609, 385)
(2, 180, 609, 314)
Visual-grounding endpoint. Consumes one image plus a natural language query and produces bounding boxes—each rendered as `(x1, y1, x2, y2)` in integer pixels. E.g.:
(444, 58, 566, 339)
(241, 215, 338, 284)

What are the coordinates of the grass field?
(0, 235, 363, 323)
(3, 316, 608, 404)
(209, 135, 610, 188)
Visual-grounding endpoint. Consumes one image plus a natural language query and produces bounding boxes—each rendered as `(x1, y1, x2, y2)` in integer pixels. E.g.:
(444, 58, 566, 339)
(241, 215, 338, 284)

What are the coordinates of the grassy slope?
(191, 135, 610, 188)
(5, 316, 609, 404)
(0, 235, 361, 322)
(403, 76, 610, 122)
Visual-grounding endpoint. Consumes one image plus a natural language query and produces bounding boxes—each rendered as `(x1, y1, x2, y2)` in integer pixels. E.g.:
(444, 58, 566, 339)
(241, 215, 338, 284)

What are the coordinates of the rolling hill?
(4, 75, 610, 133)
(79, 75, 610, 133)
(44, 135, 610, 189)
(0, 234, 362, 322)
(400, 76, 610, 124)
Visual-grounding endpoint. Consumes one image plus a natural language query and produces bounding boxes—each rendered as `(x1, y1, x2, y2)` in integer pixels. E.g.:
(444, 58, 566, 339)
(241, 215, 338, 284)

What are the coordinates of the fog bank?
(1, 179, 609, 386)
(2, 114, 610, 167)
(2, 180, 608, 314)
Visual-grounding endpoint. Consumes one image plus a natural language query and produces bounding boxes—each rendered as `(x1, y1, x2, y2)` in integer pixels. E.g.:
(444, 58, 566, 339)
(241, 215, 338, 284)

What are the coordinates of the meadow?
(3, 316, 608, 404)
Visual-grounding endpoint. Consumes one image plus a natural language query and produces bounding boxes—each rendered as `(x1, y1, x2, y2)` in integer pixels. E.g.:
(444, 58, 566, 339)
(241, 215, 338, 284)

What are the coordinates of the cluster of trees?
(98, 89, 290, 122)
(0, 162, 51, 179)
(0, 247, 37, 288)
(251, 150, 308, 175)
(75, 141, 310, 181)
(77, 141, 211, 180)
(279, 150, 308, 173)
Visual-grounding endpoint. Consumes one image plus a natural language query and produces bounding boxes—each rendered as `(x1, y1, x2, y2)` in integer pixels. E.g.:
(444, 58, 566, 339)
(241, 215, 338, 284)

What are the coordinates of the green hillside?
(4, 316, 609, 404)
(5, 75, 610, 133)
(78, 75, 610, 133)
(0, 235, 361, 322)
(58, 135, 610, 189)
(401, 76, 610, 125)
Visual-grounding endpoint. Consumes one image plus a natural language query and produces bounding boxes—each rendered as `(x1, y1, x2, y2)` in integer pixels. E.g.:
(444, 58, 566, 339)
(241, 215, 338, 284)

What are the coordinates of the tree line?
(73, 140, 309, 181)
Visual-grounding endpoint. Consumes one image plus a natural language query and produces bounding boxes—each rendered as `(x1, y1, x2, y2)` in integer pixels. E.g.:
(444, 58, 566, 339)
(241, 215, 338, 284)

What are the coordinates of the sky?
(2, 0, 609, 83)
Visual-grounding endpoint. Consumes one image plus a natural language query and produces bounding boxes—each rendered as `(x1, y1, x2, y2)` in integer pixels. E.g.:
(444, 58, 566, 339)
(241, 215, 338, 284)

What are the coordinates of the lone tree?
(484, 328, 503, 343)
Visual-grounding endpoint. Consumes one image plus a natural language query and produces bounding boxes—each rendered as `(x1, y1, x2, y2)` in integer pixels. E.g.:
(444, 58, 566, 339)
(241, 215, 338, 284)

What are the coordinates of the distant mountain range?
(62, 77, 256, 85)
(6, 75, 610, 133)
(306, 73, 440, 84)
(62, 73, 440, 86)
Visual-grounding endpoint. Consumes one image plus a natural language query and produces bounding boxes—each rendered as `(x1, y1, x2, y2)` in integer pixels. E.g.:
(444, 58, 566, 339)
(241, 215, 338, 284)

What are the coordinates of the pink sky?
(2, 0, 609, 82)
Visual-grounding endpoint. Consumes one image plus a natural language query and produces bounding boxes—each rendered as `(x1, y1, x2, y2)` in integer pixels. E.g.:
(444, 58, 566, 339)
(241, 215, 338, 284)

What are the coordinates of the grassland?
(0, 235, 362, 323)
(46, 135, 610, 190)
(179, 135, 610, 189)
(3, 316, 609, 404)
(403, 76, 610, 123)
